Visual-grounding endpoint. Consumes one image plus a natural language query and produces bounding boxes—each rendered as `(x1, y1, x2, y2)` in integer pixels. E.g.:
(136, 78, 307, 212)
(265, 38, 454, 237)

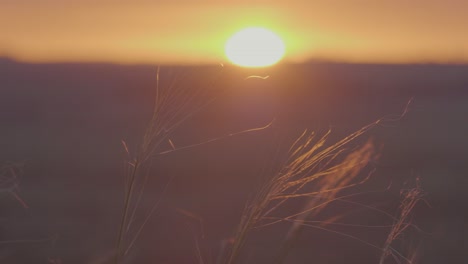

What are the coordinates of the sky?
(1, 0, 467, 64)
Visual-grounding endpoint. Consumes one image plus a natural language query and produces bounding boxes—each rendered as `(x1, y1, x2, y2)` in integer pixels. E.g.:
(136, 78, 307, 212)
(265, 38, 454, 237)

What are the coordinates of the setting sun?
(225, 27, 286, 67)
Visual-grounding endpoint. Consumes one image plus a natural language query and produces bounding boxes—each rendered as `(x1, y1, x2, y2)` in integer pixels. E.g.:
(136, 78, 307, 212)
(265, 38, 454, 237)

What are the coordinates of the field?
(1, 59, 467, 263)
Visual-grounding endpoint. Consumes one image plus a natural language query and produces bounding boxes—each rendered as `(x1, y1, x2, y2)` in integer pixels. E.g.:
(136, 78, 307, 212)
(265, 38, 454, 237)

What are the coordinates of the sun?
(225, 27, 285, 67)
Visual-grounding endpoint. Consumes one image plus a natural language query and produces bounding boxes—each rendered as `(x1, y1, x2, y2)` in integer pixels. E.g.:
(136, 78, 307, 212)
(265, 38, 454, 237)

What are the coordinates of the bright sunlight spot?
(225, 27, 286, 67)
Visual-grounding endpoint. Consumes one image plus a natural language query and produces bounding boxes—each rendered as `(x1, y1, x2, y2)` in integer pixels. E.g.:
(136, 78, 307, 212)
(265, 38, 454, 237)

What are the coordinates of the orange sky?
(1, 0, 467, 64)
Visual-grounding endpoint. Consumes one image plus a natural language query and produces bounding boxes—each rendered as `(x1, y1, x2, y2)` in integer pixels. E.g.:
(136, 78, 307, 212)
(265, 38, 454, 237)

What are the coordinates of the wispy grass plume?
(114, 67, 214, 263)
(225, 121, 380, 264)
(379, 179, 424, 264)
(113, 66, 274, 263)
(0, 162, 28, 208)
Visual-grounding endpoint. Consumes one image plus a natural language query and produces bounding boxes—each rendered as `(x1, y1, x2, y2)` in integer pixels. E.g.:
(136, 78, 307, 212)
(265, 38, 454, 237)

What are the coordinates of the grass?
(222, 129, 424, 264)
(105, 66, 423, 263)
(113, 66, 217, 262)
(0, 65, 424, 263)
(112, 66, 275, 263)
(0, 162, 28, 209)
(224, 126, 377, 264)
(379, 180, 424, 264)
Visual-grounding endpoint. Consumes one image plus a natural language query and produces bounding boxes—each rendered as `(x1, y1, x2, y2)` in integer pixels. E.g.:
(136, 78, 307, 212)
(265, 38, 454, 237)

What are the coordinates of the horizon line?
(1, 56, 468, 67)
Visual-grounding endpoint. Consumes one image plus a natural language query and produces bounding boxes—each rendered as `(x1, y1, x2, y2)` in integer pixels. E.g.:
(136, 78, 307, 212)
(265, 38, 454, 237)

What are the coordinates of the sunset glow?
(0, 1, 467, 64)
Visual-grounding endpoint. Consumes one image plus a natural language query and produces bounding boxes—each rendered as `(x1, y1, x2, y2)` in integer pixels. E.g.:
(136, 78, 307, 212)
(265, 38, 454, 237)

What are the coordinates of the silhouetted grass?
(379, 180, 424, 264)
(222, 126, 423, 264)
(0, 162, 28, 209)
(224, 124, 378, 264)
(111, 67, 423, 264)
(114, 67, 217, 263)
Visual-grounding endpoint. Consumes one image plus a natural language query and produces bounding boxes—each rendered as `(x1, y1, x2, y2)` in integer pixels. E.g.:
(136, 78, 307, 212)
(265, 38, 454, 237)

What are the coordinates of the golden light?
(225, 27, 286, 67)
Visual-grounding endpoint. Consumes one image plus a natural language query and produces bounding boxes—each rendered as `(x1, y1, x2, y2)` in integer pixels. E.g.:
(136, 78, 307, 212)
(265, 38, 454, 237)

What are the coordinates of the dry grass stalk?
(114, 66, 273, 263)
(226, 121, 380, 264)
(0, 162, 28, 208)
(379, 180, 423, 264)
(275, 139, 377, 263)
(114, 67, 212, 263)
